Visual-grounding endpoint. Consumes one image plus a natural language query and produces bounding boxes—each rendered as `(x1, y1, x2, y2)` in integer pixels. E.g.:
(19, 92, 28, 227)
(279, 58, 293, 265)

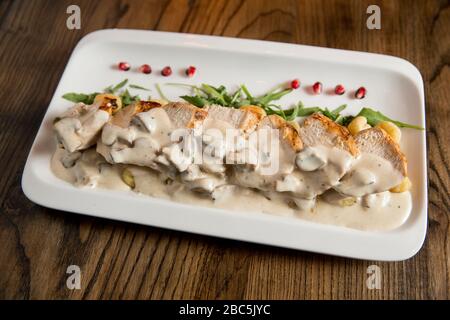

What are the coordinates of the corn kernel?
(121, 168, 135, 189)
(348, 116, 371, 136)
(376, 121, 401, 143)
(339, 197, 357, 207)
(390, 177, 412, 193)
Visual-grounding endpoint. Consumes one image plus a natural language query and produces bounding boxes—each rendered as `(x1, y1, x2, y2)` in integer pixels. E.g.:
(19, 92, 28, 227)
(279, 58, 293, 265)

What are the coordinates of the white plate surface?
(22, 29, 427, 261)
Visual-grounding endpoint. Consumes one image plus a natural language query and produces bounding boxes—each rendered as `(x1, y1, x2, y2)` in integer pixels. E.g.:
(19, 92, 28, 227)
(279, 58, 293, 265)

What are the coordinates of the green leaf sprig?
(105, 79, 128, 94)
(63, 80, 424, 130)
(356, 107, 424, 130)
(176, 83, 293, 116)
(62, 79, 149, 107)
(62, 92, 100, 105)
(129, 84, 151, 91)
(281, 103, 422, 129)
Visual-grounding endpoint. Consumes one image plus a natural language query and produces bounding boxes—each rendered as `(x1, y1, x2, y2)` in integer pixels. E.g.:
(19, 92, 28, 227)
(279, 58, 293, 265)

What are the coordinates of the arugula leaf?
(201, 84, 226, 105)
(296, 106, 322, 117)
(129, 84, 151, 91)
(256, 88, 292, 106)
(62, 92, 99, 104)
(321, 108, 336, 120)
(180, 95, 207, 107)
(285, 103, 300, 121)
(335, 115, 354, 126)
(170, 83, 294, 115)
(105, 79, 128, 94)
(331, 104, 347, 116)
(285, 102, 347, 121)
(267, 104, 287, 119)
(62, 92, 88, 103)
(320, 105, 347, 121)
(211, 85, 227, 95)
(120, 89, 140, 106)
(356, 107, 424, 130)
(241, 85, 254, 101)
(166, 83, 198, 89)
(230, 89, 242, 105)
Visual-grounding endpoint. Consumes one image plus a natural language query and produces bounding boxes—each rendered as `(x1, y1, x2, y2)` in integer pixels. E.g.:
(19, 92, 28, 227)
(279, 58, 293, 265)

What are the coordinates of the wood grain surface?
(0, 0, 448, 300)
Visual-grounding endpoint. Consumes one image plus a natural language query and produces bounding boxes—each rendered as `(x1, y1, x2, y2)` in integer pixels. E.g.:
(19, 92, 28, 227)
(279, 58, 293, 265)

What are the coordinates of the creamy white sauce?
(50, 103, 412, 232)
(277, 145, 354, 199)
(50, 149, 412, 231)
(334, 153, 404, 197)
(310, 191, 411, 231)
(51, 146, 129, 191)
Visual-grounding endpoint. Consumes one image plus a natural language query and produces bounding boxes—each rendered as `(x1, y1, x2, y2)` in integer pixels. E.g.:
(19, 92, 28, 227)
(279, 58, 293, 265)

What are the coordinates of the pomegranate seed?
(139, 64, 152, 74)
(186, 66, 196, 77)
(312, 82, 322, 94)
(335, 84, 345, 95)
(118, 62, 130, 71)
(291, 79, 300, 89)
(355, 86, 366, 99)
(161, 66, 172, 77)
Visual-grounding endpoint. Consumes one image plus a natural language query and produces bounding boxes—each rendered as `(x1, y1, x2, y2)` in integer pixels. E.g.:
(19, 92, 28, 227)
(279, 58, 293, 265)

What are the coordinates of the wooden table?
(0, 0, 448, 300)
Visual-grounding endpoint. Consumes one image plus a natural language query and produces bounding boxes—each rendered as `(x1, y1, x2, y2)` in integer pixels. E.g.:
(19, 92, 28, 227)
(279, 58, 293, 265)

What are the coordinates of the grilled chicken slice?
(205, 104, 262, 133)
(273, 113, 357, 199)
(299, 113, 359, 156)
(56, 98, 409, 205)
(54, 103, 111, 153)
(97, 105, 173, 169)
(260, 114, 303, 152)
(355, 127, 407, 176)
(162, 102, 208, 128)
(231, 114, 301, 191)
(53, 96, 160, 153)
(334, 127, 407, 197)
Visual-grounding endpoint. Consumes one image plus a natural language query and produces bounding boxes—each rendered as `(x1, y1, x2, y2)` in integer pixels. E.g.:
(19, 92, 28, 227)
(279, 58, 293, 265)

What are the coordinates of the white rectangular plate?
(22, 29, 427, 261)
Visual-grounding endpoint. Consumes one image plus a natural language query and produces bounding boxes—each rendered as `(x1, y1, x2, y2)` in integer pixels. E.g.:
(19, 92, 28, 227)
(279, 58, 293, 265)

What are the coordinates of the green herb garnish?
(356, 107, 424, 130)
(285, 103, 300, 121)
(201, 84, 227, 105)
(282, 102, 347, 121)
(105, 79, 128, 94)
(62, 79, 152, 107)
(180, 95, 207, 107)
(129, 84, 151, 91)
(62, 80, 423, 131)
(176, 83, 294, 117)
(256, 88, 293, 106)
(62, 92, 100, 104)
(335, 115, 354, 126)
(120, 89, 140, 106)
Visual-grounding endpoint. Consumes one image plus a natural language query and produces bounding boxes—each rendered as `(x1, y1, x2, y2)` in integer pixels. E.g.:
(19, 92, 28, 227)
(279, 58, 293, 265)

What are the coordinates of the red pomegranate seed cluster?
(119, 63, 367, 99)
(117, 61, 196, 78)
(287, 76, 366, 99)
